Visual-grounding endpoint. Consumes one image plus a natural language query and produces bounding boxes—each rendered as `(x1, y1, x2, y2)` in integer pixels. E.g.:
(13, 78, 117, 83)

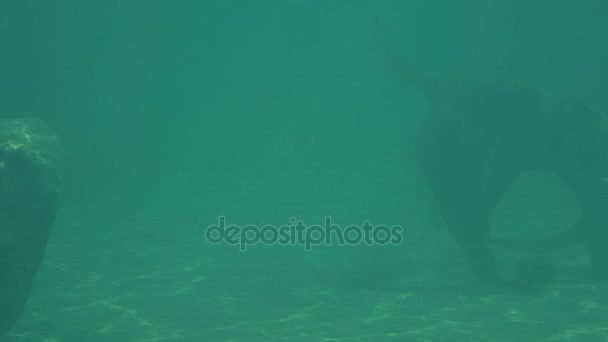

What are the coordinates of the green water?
(1, 1, 607, 341)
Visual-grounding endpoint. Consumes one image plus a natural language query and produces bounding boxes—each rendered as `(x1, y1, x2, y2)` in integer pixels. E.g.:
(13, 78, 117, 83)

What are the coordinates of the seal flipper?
(382, 46, 460, 104)
(491, 224, 581, 254)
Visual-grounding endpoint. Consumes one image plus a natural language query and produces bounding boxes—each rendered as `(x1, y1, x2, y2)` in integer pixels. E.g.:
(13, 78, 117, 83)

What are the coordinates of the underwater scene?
(1, 1, 607, 341)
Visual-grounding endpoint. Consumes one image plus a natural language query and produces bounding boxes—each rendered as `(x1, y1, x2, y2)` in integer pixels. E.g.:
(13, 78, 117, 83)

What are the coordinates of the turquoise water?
(2, 1, 608, 341)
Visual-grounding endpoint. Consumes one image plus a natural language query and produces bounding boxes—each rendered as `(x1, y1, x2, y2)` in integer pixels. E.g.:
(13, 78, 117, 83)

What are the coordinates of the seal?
(0, 118, 61, 337)
(389, 50, 608, 289)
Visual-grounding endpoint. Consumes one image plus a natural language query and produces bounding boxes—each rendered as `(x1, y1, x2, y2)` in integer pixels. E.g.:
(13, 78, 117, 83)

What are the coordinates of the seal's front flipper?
(379, 45, 459, 104)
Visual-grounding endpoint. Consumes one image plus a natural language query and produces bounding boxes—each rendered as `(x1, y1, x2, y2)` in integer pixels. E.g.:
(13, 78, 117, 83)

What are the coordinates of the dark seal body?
(414, 81, 608, 287)
(0, 118, 61, 337)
